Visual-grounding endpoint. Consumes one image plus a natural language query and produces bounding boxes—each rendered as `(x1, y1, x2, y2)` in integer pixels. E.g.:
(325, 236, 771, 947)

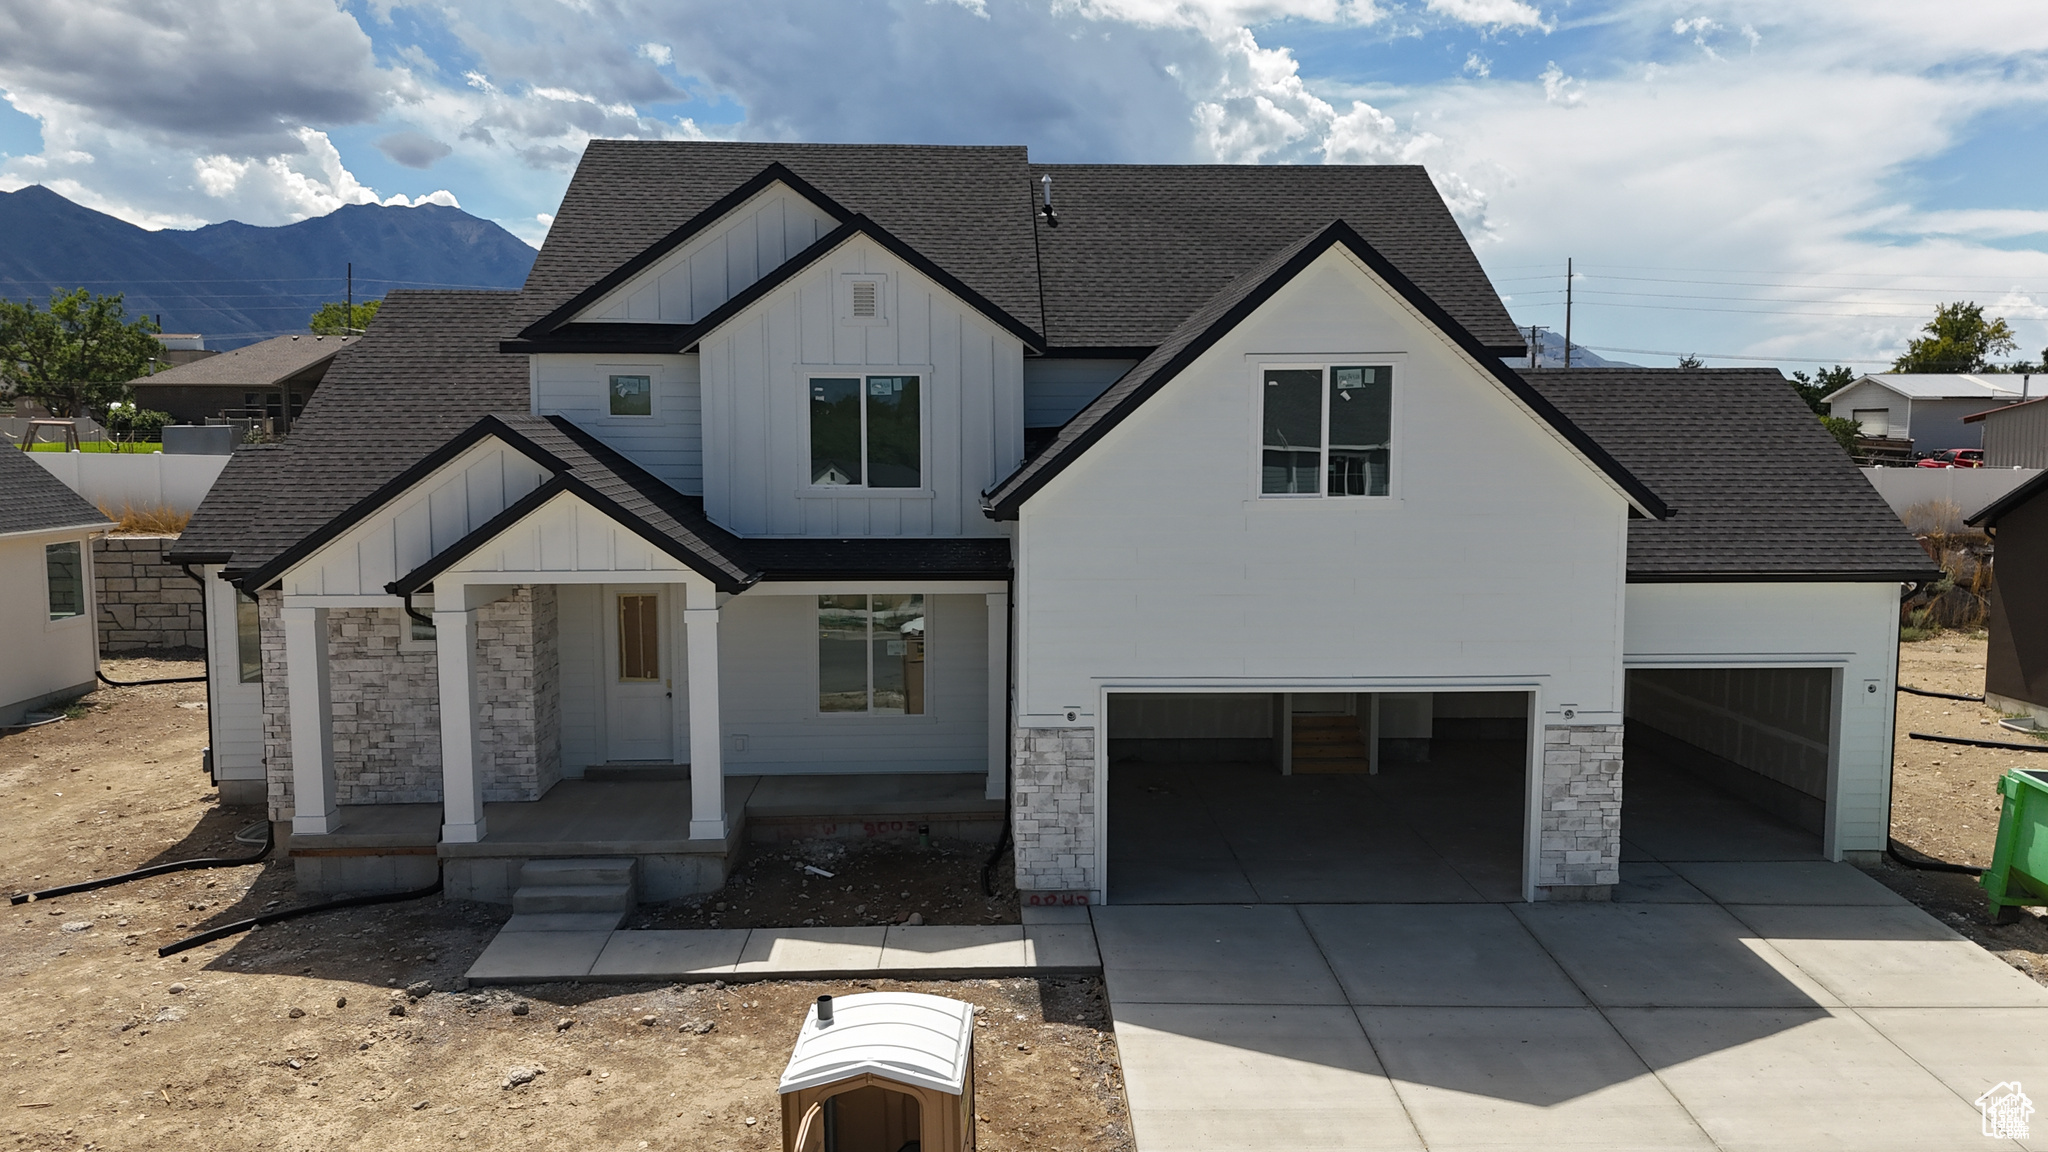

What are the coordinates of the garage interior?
(1104, 690, 1532, 903)
(1621, 667, 1830, 865)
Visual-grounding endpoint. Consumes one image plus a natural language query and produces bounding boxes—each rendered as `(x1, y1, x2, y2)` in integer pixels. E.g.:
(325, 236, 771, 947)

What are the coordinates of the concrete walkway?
(464, 907, 1099, 984)
(1098, 862, 2048, 1152)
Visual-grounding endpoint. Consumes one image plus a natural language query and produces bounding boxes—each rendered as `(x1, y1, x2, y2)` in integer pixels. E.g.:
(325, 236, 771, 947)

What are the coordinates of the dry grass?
(99, 502, 191, 534)
(1899, 500, 1994, 634)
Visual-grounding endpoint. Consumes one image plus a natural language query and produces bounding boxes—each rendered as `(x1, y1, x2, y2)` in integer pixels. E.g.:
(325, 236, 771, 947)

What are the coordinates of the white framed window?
(45, 541, 84, 622)
(818, 594, 927, 716)
(1260, 363, 1394, 498)
(806, 373, 924, 490)
(607, 372, 654, 417)
(839, 273, 888, 327)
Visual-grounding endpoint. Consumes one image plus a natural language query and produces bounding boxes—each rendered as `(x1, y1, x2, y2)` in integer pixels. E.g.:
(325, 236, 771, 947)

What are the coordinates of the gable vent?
(851, 280, 878, 319)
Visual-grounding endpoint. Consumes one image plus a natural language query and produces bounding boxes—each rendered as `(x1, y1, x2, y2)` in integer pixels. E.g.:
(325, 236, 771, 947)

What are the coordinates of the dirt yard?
(1872, 632, 2048, 985)
(0, 660, 1131, 1151)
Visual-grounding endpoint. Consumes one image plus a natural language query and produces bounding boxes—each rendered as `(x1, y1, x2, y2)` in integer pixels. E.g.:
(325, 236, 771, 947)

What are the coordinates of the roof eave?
(1625, 568, 1944, 584)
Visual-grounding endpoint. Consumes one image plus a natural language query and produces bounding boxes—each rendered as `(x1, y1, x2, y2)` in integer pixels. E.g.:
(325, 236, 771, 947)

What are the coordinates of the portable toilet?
(779, 991, 975, 1152)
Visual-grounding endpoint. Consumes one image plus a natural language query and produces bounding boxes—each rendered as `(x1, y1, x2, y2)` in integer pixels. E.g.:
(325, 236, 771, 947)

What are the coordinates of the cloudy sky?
(1, 0, 2044, 371)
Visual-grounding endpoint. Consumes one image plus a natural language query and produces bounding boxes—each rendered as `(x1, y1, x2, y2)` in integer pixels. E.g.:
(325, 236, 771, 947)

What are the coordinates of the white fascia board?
(0, 522, 115, 544)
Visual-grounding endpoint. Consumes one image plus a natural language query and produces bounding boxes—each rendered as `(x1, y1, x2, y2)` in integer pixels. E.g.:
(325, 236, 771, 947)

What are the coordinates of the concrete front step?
(518, 857, 639, 888)
(513, 882, 636, 915)
(501, 911, 630, 933)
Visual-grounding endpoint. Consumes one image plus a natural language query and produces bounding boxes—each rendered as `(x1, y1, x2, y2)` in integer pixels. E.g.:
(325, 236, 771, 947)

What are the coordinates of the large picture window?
(45, 541, 83, 621)
(818, 594, 926, 715)
(1261, 365, 1392, 497)
(809, 375, 921, 489)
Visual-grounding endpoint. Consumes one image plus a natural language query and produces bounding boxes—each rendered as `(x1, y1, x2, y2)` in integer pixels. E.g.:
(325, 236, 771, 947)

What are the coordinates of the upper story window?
(1261, 364, 1392, 498)
(809, 374, 922, 489)
(45, 541, 83, 621)
(609, 373, 653, 416)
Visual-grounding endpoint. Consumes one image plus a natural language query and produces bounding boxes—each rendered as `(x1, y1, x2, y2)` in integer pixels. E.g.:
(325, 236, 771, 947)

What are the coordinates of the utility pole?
(1564, 258, 1573, 369)
(1527, 325, 1547, 369)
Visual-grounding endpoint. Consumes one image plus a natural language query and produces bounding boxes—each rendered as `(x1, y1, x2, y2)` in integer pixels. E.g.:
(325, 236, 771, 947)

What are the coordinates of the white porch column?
(436, 603, 487, 843)
(986, 591, 1009, 800)
(282, 605, 337, 835)
(685, 586, 726, 841)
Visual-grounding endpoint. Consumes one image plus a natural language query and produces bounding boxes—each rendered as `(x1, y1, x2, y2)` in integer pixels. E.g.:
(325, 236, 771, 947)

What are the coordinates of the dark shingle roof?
(170, 290, 527, 567)
(516, 142, 1041, 336)
(511, 143, 1520, 358)
(134, 333, 357, 387)
(1031, 163, 1522, 352)
(1521, 368, 1939, 581)
(0, 449, 109, 536)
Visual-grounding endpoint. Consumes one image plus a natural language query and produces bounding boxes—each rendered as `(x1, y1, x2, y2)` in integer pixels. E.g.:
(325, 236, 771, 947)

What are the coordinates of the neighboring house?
(1969, 470, 2048, 725)
(0, 449, 113, 725)
(1823, 373, 2025, 454)
(132, 333, 358, 429)
(152, 333, 219, 369)
(169, 142, 1933, 906)
(1967, 394, 2048, 469)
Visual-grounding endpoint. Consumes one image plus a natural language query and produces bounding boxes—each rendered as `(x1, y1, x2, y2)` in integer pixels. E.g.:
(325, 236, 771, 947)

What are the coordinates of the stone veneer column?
(1010, 726, 1097, 893)
(475, 586, 561, 802)
(1537, 723, 1625, 899)
(258, 590, 292, 821)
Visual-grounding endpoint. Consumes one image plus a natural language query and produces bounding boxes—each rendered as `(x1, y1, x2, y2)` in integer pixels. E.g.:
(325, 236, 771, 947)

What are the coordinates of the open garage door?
(1103, 690, 1531, 904)
(1623, 668, 1833, 863)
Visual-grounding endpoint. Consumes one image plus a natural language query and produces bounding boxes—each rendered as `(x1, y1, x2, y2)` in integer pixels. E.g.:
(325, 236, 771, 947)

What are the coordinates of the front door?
(604, 587, 673, 761)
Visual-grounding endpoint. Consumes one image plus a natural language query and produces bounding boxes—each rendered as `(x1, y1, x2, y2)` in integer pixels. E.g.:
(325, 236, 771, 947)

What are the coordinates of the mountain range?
(0, 186, 536, 348)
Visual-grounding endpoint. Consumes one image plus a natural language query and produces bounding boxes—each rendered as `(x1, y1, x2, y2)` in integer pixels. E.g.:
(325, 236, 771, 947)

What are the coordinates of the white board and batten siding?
(436, 490, 708, 585)
(532, 354, 703, 494)
(1014, 244, 1635, 731)
(574, 182, 839, 325)
(1623, 581, 1903, 857)
(204, 565, 264, 785)
(281, 439, 551, 601)
(698, 237, 1024, 538)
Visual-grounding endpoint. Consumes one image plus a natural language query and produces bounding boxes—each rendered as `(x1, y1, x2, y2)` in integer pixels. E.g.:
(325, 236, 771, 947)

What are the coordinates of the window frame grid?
(802, 368, 931, 494)
(816, 592, 930, 718)
(1254, 359, 1399, 501)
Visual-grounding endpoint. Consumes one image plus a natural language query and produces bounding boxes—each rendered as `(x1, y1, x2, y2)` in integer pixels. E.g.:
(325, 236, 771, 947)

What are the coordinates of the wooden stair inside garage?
(1291, 714, 1372, 774)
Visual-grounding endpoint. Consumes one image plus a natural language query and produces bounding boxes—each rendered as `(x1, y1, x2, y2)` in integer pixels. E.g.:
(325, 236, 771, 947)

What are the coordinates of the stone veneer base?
(1011, 726, 1098, 893)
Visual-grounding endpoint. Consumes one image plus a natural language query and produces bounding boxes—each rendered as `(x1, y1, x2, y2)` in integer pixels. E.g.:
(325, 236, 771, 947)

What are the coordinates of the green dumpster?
(1981, 768, 2048, 922)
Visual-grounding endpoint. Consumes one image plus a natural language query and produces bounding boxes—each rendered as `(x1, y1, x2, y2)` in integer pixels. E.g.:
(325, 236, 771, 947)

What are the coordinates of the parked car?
(1916, 448, 1985, 468)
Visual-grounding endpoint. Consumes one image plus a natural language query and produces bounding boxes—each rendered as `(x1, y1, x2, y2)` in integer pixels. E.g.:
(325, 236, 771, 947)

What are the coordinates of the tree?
(0, 289, 162, 418)
(1676, 353, 1705, 368)
(1788, 365, 1855, 414)
(1891, 302, 2018, 373)
(309, 299, 381, 335)
(1819, 414, 1860, 456)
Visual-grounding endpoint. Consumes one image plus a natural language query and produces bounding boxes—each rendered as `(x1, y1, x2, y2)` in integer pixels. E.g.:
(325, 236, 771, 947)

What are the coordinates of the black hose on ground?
(1886, 839, 1986, 876)
(1899, 685, 1986, 702)
(8, 821, 273, 905)
(158, 867, 444, 957)
(1908, 731, 2048, 754)
(980, 820, 1012, 898)
(96, 668, 208, 687)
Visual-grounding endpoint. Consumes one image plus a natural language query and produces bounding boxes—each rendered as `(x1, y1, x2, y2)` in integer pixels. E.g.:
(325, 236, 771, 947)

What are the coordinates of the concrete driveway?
(1094, 861, 2048, 1151)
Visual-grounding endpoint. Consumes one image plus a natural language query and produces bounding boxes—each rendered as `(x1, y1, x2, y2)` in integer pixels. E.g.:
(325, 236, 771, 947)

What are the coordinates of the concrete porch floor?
(1107, 738, 1825, 904)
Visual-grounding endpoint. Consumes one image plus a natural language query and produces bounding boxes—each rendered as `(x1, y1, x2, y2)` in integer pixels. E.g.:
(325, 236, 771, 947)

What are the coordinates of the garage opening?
(1622, 668, 1831, 862)
(1105, 690, 1530, 903)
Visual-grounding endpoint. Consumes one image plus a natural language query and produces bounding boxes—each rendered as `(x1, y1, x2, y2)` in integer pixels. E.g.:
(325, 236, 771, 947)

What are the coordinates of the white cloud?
(1464, 51, 1492, 78)
(1426, 0, 1543, 30)
(1539, 61, 1583, 106)
(637, 42, 674, 66)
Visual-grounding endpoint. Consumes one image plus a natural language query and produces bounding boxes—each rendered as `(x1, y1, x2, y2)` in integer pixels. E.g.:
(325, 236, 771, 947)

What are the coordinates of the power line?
(1575, 344, 1897, 365)
(1515, 299, 1937, 320)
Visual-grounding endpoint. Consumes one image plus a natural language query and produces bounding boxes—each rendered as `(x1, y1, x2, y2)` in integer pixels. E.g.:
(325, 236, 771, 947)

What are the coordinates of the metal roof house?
(1822, 373, 2028, 454)
(169, 141, 1933, 908)
(1966, 393, 2048, 469)
(132, 332, 359, 430)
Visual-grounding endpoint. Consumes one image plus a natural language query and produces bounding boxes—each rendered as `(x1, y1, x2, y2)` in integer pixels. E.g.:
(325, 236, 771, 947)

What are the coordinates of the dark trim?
(1483, 343, 1530, 358)
(984, 220, 1669, 521)
(1625, 569, 1944, 584)
(384, 475, 572, 596)
(1967, 468, 2048, 527)
(161, 548, 234, 565)
(514, 162, 854, 341)
(757, 567, 1012, 582)
(228, 415, 572, 593)
(499, 323, 693, 355)
(1036, 346, 1154, 360)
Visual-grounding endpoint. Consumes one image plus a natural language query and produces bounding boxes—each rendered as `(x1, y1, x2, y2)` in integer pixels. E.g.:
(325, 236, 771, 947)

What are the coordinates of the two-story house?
(171, 142, 1933, 907)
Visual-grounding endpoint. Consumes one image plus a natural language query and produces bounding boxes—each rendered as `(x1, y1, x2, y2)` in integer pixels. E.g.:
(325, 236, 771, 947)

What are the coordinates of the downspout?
(400, 588, 435, 633)
(181, 564, 216, 785)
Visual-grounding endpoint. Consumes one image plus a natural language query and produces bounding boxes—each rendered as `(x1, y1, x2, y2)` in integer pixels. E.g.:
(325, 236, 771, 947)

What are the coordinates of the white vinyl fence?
(24, 451, 230, 517)
(1860, 466, 2043, 527)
